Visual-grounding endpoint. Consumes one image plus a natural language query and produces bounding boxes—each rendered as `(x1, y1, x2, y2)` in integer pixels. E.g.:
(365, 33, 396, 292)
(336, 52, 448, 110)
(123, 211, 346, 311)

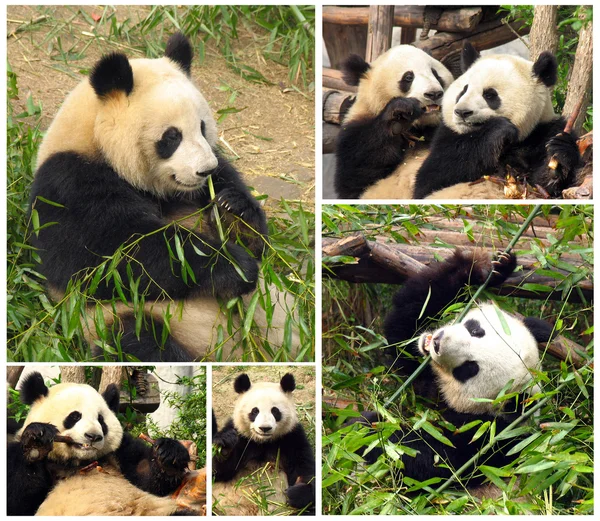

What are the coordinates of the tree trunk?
(7, 366, 24, 389)
(366, 6, 394, 62)
(99, 367, 124, 394)
(60, 366, 86, 383)
(529, 6, 558, 60)
(563, 12, 593, 136)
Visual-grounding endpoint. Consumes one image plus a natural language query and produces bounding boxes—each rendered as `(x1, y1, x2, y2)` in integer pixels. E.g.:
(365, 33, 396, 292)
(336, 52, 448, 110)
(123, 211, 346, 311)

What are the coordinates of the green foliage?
(322, 205, 593, 515)
(145, 371, 207, 468)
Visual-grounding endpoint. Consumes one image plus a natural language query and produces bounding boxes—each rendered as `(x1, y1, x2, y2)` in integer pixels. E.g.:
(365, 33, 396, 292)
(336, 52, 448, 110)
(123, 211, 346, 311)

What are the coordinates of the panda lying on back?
(213, 373, 315, 514)
(334, 45, 454, 199)
(353, 250, 552, 485)
(29, 33, 270, 361)
(7, 372, 192, 515)
(414, 43, 581, 199)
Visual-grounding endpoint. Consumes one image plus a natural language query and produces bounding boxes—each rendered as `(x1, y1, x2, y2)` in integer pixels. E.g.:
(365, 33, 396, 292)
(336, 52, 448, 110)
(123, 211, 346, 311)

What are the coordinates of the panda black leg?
(531, 132, 581, 196)
(286, 481, 315, 513)
(489, 251, 517, 286)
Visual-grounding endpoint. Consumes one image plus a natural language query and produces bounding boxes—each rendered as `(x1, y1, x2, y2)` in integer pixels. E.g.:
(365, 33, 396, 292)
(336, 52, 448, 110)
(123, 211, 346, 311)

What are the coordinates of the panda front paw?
(216, 188, 258, 219)
(286, 481, 314, 510)
(546, 132, 581, 175)
(20, 422, 59, 462)
(153, 438, 190, 476)
(212, 243, 259, 298)
(489, 118, 519, 149)
(382, 97, 425, 132)
(489, 251, 517, 286)
(213, 429, 239, 458)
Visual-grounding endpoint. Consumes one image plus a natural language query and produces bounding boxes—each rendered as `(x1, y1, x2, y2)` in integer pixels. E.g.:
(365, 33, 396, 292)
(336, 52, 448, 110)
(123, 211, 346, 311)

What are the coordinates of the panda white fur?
(29, 33, 297, 362)
(212, 373, 315, 515)
(352, 250, 553, 486)
(7, 372, 194, 515)
(333, 45, 454, 199)
(415, 43, 581, 199)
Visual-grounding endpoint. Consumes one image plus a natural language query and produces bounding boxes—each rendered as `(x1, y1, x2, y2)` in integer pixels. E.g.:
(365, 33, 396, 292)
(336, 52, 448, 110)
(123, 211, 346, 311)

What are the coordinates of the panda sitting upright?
(29, 32, 273, 362)
(334, 45, 454, 199)
(353, 250, 552, 486)
(213, 373, 315, 514)
(414, 43, 581, 199)
(7, 372, 193, 515)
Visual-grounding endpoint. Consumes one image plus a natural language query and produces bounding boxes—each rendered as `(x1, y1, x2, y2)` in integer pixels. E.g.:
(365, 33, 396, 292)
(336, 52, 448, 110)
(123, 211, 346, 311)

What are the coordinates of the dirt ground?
(7, 5, 315, 205)
(212, 366, 316, 436)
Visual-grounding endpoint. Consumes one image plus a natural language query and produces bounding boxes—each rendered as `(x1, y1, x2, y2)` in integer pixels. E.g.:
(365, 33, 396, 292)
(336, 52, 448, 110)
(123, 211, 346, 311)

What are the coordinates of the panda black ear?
(461, 42, 481, 73)
(165, 32, 193, 76)
(20, 372, 48, 405)
(102, 384, 120, 413)
(341, 54, 370, 87)
(234, 374, 251, 394)
(280, 373, 295, 393)
(523, 317, 555, 343)
(532, 51, 558, 87)
(90, 53, 134, 98)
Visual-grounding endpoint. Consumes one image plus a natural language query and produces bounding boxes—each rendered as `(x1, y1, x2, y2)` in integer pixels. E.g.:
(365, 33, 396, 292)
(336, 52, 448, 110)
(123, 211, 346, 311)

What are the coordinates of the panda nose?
(84, 432, 103, 443)
(455, 109, 473, 120)
(259, 426, 272, 433)
(432, 331, 444, 354)
(424, 90, 443, 101)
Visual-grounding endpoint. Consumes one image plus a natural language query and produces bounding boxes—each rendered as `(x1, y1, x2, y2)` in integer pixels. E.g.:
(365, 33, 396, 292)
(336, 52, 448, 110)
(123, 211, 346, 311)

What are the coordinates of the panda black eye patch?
(431, 68, 445, 89)
(483, 88, 501, 109)
(456, 84, 468, 102)
(248, 407, 259, 422)
(156, 126, 182, 159)
(98, 414, 108, 435)
(271, 407, 282, 422)
(200, 120, 206, 138)
(399, 71, 415, 93)
(63, 411, 82, 429)
(464, 318, 485, 338)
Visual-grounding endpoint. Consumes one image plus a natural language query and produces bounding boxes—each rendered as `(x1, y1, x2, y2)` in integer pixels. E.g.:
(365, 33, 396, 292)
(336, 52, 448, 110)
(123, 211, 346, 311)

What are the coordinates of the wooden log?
(414, 19, 530, 61)
(563, 172, 593, 199)
(7, 366, 24, 390)
(323, 22, 368, 70)
(323, 90, 355, 125)
(370, 242, 426, 276)
(323, 234, 370, 258)
(323, 122, 340, 154)
(323, 67, 356, 92)
(366, 6, 394, 62)
(562, 12, 592, 136)
(529, 5, 559, 60)
(322, 6, 483, 33)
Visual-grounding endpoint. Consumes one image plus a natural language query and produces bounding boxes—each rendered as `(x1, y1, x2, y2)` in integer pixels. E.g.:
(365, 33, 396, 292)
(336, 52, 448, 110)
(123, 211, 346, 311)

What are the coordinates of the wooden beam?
(323, 67, 356, 92)
(366, 6, 394, 62)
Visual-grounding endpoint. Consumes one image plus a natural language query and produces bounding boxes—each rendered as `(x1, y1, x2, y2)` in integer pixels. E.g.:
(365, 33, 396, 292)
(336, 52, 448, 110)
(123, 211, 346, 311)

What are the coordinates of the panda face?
(418, 304, 541, 414)
(345, 46, 454, 127)
(93, 57, 219, 196)
(20, 382, 123, 462)
(232, 374, 298, 443)
(443, 54, 556, 139)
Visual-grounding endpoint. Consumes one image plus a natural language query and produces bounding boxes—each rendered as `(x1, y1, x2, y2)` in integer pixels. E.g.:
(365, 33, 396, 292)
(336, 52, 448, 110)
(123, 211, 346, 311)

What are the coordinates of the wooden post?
(529, 5, 558, 59)
(99, 366, 124, 394)
(562, 11, 593, 136)
(60, 366, 86, 383)
(400, 27, 417, 44)
(366, 6, 394, 62)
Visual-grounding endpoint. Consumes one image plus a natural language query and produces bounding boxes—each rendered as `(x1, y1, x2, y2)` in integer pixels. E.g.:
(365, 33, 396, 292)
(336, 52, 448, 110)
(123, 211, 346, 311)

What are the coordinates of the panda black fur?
(334, 45, 454, 199)
(414, 43, 581, 199)
(7, 372, 192, 515)
(353, 250, 553, 485)
(29, 33, 276, 362)
(213, 373, 315, 514)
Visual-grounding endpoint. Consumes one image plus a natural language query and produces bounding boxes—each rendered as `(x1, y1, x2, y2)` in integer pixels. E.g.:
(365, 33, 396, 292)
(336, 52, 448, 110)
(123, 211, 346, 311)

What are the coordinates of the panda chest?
(244, 438, 284, 465)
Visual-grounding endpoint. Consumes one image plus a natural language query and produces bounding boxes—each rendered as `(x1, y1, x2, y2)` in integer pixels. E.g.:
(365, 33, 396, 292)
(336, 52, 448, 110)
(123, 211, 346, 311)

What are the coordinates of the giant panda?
(334, 45, 454, 199)
(350, 249, 553, 486)
(414, 43, 581, 199)
(7, 372, 195, 515)
(28, 32, 297, 362)
(213, 373, 315, 515)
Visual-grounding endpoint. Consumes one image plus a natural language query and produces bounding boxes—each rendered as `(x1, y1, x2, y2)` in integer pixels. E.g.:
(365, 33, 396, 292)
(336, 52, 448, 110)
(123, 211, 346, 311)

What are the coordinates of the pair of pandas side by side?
(335, 43, 582, 200)
(28, 32, 298, 363)
(345, 248, 554, 493)
(8, 371, 315, 515)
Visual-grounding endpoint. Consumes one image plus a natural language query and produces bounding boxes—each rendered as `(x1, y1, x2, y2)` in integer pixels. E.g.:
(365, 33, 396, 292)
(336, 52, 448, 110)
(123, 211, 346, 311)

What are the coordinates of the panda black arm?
(31, 152, 258, 300)
(279, 423, 315, 511)
(335, 97, 425, 198)
(413, 117, 519, 198)
(212, 418, 246, 482)
(384, 250, 516, 375)
(115, 432, 190, 496)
